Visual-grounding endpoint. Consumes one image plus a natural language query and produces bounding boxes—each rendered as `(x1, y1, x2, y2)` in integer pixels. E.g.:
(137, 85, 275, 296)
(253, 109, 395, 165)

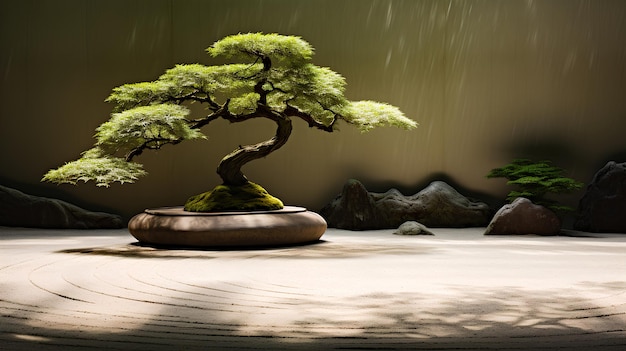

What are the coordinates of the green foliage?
(161, 63, 261, 98)
(487, 159, 584, 212)
(269, 64, 348, 125)
(228, 92, 260, 114)
(96, 104, 205, 154)
(42, 148, 146, 187)
(341, 101, 413, 132)
(105, 81, 173, 112)
(208, 32, 314, 65)
(106, 64, 263, 112)
(184, 182, 284, 212)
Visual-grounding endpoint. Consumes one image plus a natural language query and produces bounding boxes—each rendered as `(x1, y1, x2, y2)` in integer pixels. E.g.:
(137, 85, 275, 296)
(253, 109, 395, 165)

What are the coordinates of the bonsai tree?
(486, 158, 584, 213)
(43, 33, 417, 212)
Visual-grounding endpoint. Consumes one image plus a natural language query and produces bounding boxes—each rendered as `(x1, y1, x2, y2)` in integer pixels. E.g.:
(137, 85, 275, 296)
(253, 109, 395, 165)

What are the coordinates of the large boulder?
(320, 179, 491, 230)
(0, 185, 124, 229)
(575, 161, 626, 233)
(484, 197, 561, 235)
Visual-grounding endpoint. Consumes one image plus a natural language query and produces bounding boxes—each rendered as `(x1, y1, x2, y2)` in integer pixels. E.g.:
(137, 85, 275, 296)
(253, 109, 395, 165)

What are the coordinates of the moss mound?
(184, 182, 284, 212)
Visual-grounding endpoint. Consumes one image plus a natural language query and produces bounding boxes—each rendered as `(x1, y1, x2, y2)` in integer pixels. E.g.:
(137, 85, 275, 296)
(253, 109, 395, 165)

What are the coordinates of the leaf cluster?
(341, 101, 415, 132)
(42, 148, 147, 187)
(268, 64, 348, 125)
(105, 63, 263, 112)
(487, 158, 584, 212)
(207, 32, 314, 66)
(95, 104, 205, 154)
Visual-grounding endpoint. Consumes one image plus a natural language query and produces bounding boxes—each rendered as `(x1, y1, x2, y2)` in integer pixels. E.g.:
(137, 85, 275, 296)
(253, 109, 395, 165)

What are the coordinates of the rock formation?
(320, 179, 492, 230)
(0, 185, 123, 229)
(575, 161, 626, 233)
(484, 197, 561, 235)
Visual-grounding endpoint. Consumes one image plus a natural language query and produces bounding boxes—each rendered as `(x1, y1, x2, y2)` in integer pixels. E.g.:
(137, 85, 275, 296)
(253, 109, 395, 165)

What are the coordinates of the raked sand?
(1, 226, 626, 350)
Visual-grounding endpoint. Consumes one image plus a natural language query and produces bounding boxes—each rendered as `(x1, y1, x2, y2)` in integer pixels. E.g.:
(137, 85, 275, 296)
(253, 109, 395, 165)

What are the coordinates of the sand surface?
(1, 226, 626, 350)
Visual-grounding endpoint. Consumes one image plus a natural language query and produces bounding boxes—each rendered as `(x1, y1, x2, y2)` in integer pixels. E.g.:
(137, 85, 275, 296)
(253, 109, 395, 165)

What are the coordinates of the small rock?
(485, 197, 561, 235)
(393, 221, 434, 235)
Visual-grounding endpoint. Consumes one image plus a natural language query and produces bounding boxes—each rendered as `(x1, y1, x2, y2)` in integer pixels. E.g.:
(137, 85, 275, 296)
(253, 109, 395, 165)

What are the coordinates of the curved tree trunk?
(217, 110, 293, 186)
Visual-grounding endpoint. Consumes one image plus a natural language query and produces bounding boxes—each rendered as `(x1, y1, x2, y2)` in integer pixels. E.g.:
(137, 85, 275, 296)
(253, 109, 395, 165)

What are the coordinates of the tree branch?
(189, 99, 233, 129)
(283, 105, 336, 132)
(164, 90, 220, 110)
(125, 138, 183, 162)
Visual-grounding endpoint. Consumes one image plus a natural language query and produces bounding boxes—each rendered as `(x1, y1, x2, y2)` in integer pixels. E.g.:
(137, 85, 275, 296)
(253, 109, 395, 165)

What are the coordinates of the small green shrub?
(487, 158, 584, 212)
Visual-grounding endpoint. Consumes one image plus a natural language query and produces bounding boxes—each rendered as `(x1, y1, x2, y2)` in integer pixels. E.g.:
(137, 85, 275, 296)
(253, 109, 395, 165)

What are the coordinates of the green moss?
(184, 182, 284, 212)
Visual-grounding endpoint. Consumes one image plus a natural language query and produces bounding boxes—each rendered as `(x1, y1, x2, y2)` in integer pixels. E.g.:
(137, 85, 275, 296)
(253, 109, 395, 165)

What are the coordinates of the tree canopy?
(43, 33, 417, 209)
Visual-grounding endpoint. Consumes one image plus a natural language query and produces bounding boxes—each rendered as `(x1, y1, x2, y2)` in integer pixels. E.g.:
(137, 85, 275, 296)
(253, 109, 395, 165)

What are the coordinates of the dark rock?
(393, 221, 434, 235)
(484, 197, 561, 235)
(0, 185, 124, 229)
(575, 161, 626, 233)
(319, 179, 379, 230)
(320, 179, 491, 230)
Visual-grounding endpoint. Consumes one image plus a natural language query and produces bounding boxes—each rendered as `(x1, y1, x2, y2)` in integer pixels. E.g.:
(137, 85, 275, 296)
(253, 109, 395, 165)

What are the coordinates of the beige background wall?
(2, 0, 626, 221)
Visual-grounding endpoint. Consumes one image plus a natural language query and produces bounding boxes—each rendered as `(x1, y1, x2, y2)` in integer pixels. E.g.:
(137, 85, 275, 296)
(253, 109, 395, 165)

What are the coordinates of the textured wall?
(2, 0, 626, 220)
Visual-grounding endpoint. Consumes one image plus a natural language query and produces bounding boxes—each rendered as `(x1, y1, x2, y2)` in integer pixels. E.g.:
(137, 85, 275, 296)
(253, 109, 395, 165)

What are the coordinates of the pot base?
(127, 206, 327, 248)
